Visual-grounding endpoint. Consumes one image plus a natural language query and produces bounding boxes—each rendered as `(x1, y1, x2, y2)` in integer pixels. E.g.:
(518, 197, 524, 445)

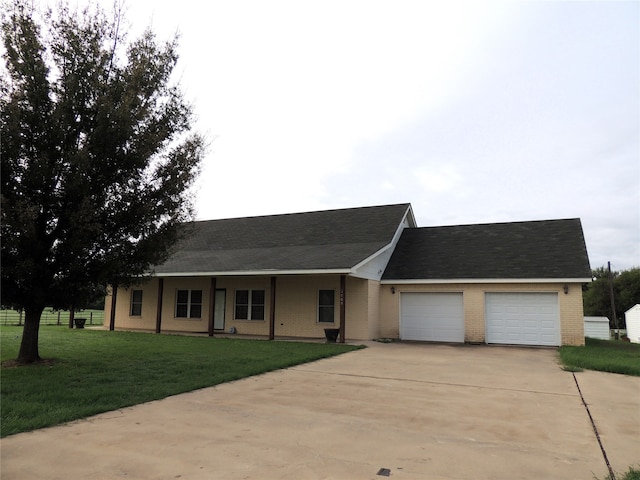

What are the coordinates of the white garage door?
(485, 293, 560, 346)
(400, 293, 464, 342)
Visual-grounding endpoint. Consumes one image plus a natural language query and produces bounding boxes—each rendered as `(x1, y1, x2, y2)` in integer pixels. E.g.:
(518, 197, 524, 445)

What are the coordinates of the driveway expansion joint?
(572, 372, 616, 480)
(294, 368, 580, 397)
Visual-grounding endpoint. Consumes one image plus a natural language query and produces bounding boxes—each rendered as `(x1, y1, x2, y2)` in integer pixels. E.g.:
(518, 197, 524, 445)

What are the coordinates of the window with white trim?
(175, 290, 202, 318)
(318, 290, 335, 323)
(235, 289, 265, 320)
(130, 290, 143, 316)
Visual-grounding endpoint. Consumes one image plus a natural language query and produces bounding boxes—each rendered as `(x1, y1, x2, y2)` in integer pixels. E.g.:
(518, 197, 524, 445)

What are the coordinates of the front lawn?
(559, 337, 640, 376)
(1, 326, 362, 437)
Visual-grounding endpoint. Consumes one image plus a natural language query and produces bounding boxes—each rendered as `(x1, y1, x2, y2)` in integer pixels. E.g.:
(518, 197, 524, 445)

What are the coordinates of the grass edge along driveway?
(559, 337, 640, 376)
(0, 327, 363, 437)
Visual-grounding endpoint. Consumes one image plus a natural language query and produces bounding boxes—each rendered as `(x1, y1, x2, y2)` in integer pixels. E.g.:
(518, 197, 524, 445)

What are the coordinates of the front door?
(214, 289, 226, 330)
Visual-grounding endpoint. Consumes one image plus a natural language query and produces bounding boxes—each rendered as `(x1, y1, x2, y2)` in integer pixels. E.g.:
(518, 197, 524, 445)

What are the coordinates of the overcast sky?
(94, 0, 638, 271)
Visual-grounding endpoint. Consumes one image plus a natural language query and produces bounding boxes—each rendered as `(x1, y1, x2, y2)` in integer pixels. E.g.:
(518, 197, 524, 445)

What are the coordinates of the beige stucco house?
(104, 203, 592, 346)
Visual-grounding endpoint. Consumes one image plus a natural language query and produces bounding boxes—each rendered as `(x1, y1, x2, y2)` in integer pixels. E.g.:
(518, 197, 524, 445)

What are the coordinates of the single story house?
(104, 203, 592, 346)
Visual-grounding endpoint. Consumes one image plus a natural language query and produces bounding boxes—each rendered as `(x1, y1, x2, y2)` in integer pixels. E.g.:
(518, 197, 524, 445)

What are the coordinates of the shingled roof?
(382, 218, 591, 281)
(153, 203, 412, 275)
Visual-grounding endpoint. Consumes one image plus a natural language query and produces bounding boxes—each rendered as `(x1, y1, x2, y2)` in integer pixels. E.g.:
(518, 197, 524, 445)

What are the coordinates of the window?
(130, 290, 143, 316)
(175, 290, 202, 318)
(235, 289, 265, 320)
(318, 290, 335, 323)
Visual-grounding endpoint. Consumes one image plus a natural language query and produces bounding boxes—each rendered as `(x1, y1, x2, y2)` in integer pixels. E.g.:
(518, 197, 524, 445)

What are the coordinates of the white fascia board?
(380, 278, 593, 284)
(351, 243, 393, 272)
(352, 208, 416, 278)
(153, 268, 352, 277)
(404, 204, 417, 227)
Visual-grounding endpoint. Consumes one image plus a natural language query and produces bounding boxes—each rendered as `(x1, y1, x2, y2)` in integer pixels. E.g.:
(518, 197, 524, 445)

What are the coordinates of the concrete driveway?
(1, 342, 638, 479)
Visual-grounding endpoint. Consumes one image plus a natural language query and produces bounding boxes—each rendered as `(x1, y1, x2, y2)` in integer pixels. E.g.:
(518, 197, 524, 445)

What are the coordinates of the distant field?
(0, 308, 104, 326)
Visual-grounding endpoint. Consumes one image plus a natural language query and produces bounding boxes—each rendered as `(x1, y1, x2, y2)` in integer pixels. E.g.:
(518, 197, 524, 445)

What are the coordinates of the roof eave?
(380, 277, 593, 284)
(152, 268, 353, 277)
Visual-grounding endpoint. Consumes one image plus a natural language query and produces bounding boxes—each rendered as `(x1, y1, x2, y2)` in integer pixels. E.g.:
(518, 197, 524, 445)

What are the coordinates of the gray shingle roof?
(153, 203, 412, 275)
(382, 218, 591, 280)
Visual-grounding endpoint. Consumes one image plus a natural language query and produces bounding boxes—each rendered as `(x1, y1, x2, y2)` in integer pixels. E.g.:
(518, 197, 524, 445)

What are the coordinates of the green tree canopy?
(583, 266, 640, 329)
(1, 1, 206, 363)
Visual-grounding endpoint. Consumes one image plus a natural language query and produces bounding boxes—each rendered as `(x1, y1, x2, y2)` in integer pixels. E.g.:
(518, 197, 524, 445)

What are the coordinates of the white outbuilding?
(583, 316, 610, 340)
(625, 305, 640, 344)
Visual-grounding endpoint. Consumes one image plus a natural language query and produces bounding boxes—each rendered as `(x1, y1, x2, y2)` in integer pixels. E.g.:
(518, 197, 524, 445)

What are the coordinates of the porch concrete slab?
(1, 342, 637, 479)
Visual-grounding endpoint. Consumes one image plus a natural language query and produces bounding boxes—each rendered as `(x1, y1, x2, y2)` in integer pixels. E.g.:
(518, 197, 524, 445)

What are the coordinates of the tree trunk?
(17, 305, 45, 364)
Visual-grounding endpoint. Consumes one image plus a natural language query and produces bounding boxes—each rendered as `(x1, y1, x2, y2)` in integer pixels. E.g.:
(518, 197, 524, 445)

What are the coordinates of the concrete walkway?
(1, 342, 638, 479)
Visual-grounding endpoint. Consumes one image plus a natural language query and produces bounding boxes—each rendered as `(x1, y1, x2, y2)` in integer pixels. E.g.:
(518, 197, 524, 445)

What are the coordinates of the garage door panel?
(486, 293, 560, 346)
(401, 293, 464, 343)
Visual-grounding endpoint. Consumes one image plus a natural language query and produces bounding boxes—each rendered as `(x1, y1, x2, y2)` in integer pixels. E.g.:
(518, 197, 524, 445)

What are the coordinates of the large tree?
(583, 266, 640, 329)
(1, 1, 205, 363)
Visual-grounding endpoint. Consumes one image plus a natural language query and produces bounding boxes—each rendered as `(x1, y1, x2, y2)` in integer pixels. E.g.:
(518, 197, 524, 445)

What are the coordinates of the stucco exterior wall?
(378, 282, 586, 346)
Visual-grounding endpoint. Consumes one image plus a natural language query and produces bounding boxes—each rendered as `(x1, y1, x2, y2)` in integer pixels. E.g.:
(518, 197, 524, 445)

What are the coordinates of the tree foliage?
(583, 266, 640, 328)
(1, 1, 205, 362)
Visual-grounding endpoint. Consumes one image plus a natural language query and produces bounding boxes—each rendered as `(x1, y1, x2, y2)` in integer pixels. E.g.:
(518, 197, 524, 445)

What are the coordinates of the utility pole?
(608, 261, 618, 340)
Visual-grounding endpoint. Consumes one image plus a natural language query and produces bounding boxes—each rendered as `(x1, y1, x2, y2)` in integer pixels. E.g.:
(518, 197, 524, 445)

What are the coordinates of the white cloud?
(70, 0, 640, 269)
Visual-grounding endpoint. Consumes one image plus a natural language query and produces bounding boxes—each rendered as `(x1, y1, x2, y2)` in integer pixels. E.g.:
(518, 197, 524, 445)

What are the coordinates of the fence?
(0, 309, 105, 326)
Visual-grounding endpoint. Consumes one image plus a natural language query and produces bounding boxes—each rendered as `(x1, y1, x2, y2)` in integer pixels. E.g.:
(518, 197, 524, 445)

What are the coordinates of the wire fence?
(0, 309, 105, 326)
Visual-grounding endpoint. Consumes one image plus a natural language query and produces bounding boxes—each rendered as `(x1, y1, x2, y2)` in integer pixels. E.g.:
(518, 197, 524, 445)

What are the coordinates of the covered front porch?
(105, 274, 379, 342)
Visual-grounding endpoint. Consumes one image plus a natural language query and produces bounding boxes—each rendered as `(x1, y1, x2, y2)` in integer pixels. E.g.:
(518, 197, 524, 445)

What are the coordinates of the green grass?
(559, 337, 640, 376)
(596, 466, 640, 480)
(1, 326, 363, 437)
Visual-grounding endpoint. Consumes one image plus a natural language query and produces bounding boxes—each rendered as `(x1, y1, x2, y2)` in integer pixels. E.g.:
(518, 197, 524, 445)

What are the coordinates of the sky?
(86, 0, 638, 271)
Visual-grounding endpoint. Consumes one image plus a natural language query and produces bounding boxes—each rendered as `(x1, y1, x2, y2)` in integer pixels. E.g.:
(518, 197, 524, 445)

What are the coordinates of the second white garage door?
(485, 293, 560, 346)
(400, 293, 464, 342)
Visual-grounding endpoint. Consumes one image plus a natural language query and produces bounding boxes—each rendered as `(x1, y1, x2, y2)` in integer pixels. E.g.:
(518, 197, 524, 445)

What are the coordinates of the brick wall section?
(559, 284, 586, 346)
(367, 280, 381, 339)
(104, 278, 163, 331)
(105, 274, 375, 340)
(105, 278, 586, 345)
(378, 282, 586, 346)
(343, 277, 371, 340)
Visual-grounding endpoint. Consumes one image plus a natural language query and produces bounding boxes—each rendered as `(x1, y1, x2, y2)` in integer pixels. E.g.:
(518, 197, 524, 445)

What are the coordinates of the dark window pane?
(131, 303, 142, 316)
(251, 305, 264, 320)
(319, 306, 335, 323)
(236, 290, 249, 305)
(191, 290, 202, 304)
(177, 290, 189, 303)
(319, 290, 334, 306)
(251, 290, 265, 305)
(190, 305, 202, 318)
(235, 305, 248, 319)
(132, 290, 143, 303)
(176, 304, 188, 318)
